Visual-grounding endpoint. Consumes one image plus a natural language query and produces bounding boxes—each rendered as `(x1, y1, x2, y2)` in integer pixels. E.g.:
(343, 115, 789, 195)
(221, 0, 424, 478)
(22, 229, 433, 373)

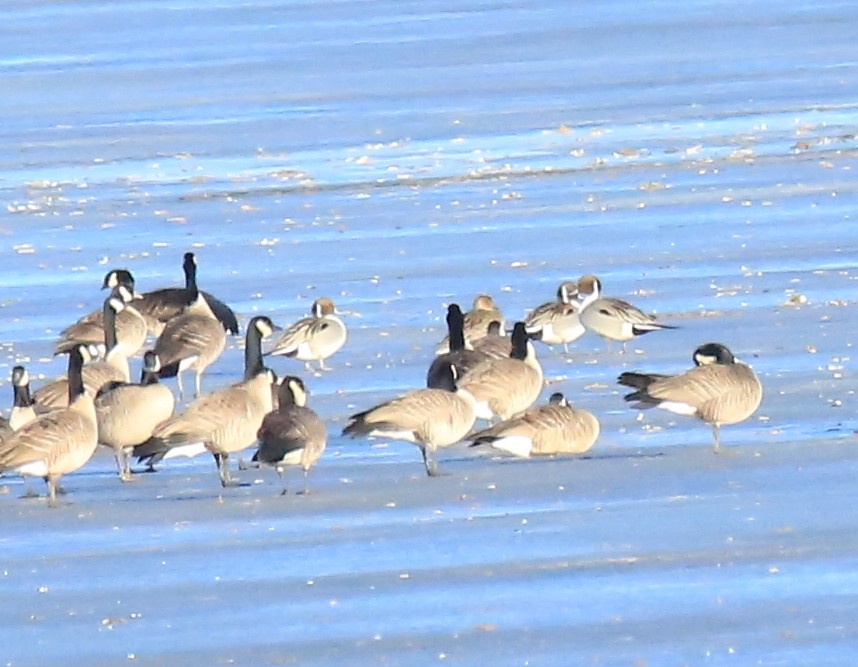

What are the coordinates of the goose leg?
(214, 452, 245, 487)
(422, 447, 440, 477)
(712, 424, 723, 454)
(300, 467, 311, 495)
(176, 373, 186, 402)
(194, 372, 202, 399)
(46, 476, 60, 508)
(276, 467, 288, 496)
(115, 449, 133, 482)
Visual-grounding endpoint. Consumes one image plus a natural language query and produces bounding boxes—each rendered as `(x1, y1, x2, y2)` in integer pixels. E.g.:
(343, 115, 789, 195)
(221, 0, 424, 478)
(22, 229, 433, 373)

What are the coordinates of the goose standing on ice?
(343, 361, 476, 477)
(0, 345, 99, 507)
(618, 342, 763, 453)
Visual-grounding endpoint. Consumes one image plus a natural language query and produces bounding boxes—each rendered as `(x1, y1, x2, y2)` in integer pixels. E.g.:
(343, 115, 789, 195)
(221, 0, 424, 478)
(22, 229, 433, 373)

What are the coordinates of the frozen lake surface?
(2, 0, 858, 665)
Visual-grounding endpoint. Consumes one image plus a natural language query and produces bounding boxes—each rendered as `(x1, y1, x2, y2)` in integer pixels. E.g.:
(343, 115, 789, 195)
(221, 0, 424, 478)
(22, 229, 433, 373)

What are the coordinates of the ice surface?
(2, 0, 858, 665)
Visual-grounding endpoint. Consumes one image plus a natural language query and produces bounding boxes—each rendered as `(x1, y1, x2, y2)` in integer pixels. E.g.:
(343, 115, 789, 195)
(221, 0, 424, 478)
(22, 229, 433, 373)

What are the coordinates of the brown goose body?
(470, 393, 599, 458)
(457, 322, 543, 422)
(343, 362, 476, 476)
(618, 342, 763, 452)
(251, 376, 327, 494)
(0, 346, 98, 506)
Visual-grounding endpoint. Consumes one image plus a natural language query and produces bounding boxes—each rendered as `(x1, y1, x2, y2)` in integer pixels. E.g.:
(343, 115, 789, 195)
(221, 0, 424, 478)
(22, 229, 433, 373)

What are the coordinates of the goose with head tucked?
(577, 274, 676, 352)
(456, 322, 544, 423)
(268, 297, 347, 372)
(343, 361, 476, 477)
(134, 316, 279, 486)
(94, 351, 176, 482)
(134, 252, 239, 336)
(244, 376, 327, 495)
(469, 392, 599, 458)
(0, 346, 98, 507)
(618, 342, 763, 453)
(55, 272, 149, 357)
(524, 281, 585, 353)
(34, 294, 132, 412)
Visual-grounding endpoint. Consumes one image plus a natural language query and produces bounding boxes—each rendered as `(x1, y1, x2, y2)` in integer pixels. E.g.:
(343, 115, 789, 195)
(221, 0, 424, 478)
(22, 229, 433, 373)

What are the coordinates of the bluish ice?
(2, 1, 858, 665)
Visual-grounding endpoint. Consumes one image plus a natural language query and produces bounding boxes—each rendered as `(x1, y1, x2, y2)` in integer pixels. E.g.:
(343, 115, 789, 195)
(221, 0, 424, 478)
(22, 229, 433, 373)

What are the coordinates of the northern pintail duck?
(577, 274, 676, 351)
(268, 297, 347, 371)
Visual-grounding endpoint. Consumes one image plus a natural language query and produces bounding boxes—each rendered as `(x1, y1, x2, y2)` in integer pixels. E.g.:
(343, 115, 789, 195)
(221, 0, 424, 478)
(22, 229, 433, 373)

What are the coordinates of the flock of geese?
(0, 252, 764, 507)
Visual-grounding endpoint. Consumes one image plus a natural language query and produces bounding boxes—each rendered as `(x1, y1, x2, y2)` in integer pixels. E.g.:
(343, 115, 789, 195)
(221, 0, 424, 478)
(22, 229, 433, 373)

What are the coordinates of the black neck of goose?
(67, 349, 86, 403)
(102, 300, 119, 352)
(13, 383, 34, 408)
(510, 324, 528, 360)
(278, 382, 297, 408)
(435, 364, 458, 392)
(448, 311, 466, 352)
(139, 368, 160, 386)
(244, 325, 265, 380)
(183, 255, 199, 303)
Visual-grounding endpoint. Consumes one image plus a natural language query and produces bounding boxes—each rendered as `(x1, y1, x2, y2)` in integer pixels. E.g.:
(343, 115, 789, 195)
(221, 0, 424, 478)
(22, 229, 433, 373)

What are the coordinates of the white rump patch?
(163, 442, 208, 459)
(278, 449, 304, 466)
(178, 356, 200, 372)
(657, 401, 698, 417)
(17, 460, 49, 478)
(487, 436, 533, 459)
(368, 428, 418, 444)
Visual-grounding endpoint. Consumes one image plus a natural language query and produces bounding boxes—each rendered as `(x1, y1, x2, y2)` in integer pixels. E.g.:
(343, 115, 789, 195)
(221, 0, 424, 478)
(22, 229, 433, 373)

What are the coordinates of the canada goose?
(34, 295, 132, 411)
(244, 376, 327, 495)
(427, 304, 490, 388)
(153, 280, 228, 400)
(577, 275, 676, 351)
(8, 366, 37, 432)
(436, 294, 505, 353)
(457, 322, 544, 423)
(469, 392, 599, 458)
(94, 351, 176, 481)
(618, 342, 763, 453)
(343, 362, 477, 477)
(268, 297, 347, 371)
(135, 316, 279, 486)
(55, 273, 149, 357)
(524, 281, 585, 352)
(0, 367, 39, 496)
(134, 252, 239, 336)
(0, 345, 98, 507)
